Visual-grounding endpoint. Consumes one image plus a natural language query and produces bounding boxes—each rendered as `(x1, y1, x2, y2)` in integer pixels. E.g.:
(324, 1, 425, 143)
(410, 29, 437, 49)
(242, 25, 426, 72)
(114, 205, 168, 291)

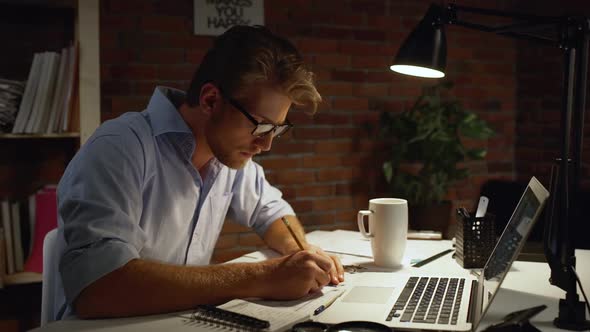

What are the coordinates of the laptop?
(317, 176, 549, 331)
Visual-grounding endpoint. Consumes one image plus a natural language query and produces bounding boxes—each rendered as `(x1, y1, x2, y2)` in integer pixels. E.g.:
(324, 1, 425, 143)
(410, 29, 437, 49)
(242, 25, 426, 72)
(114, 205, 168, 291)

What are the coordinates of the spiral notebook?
(188, 305, 271, 331)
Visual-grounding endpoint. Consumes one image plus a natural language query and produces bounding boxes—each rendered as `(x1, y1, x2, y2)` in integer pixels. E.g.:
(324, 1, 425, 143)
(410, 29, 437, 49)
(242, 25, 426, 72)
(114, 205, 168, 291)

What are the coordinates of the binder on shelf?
(10, 201, 24, 272)
(1, 200, 14, 275)
(24, 186, 57, 273)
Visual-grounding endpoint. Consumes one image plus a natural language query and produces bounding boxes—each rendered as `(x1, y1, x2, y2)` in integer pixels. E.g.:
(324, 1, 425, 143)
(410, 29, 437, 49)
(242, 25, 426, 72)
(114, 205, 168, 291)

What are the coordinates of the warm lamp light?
(390, 64, 444, 78)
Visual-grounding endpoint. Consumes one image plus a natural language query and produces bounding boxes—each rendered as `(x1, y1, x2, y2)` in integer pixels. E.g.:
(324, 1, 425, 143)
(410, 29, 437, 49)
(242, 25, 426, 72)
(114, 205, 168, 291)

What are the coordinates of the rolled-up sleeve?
(229, 161, 295, 236)
(57, 126, 146, 305)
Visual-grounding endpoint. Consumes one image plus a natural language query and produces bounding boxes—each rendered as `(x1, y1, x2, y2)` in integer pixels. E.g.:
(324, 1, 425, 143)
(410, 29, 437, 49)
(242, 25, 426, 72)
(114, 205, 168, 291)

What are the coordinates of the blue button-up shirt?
(54, 86, 294, 319)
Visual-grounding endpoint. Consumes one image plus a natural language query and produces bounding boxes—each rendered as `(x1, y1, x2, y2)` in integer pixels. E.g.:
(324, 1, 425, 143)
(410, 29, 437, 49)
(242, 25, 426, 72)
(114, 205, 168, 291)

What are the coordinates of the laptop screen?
(475, 177, 549, 327)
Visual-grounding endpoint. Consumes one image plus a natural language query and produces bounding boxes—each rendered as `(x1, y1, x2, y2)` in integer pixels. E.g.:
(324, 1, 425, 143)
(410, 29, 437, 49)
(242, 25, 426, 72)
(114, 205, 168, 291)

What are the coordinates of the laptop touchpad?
(342, 286, 394, 304)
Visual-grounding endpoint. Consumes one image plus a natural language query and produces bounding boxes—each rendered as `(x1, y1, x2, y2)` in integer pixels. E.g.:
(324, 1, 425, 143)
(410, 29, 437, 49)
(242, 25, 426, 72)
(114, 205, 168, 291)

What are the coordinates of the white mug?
(357, 198, 408, 267)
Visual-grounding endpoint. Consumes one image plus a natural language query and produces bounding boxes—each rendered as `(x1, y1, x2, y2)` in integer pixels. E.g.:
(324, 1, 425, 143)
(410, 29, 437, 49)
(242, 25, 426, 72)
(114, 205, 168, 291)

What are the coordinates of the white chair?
(41, 228, 62, 325)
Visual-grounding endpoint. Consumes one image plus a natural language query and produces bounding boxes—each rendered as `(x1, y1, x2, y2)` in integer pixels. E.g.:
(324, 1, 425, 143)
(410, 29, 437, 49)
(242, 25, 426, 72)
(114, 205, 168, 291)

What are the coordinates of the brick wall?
(512, 0, 590, 189)
(100, 0, 519, 262)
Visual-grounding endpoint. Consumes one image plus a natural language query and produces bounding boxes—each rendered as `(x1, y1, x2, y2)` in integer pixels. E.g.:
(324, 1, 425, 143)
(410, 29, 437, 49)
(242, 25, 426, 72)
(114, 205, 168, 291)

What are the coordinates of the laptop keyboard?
(387, 277, 465, 325)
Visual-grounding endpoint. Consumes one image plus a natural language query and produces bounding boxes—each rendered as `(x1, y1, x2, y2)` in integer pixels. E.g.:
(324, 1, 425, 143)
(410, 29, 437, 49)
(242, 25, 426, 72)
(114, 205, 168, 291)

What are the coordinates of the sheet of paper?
(219, 285, 347, 332)
(309, 230, 373, 258)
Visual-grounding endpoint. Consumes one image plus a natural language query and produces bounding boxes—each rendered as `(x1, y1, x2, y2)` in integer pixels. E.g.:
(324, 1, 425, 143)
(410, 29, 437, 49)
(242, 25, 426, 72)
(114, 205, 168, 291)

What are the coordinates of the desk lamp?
(391, 3, 590, 330)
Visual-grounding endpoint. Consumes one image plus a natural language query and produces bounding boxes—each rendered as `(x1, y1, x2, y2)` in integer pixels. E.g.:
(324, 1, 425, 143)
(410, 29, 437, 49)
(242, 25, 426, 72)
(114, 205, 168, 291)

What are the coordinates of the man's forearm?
(263, 215, 308, 255)
(75, 258, 271, 319)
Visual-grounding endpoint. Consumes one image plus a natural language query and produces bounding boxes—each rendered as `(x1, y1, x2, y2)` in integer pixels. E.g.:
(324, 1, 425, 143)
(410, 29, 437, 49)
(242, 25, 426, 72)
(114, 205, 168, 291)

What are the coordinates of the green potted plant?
(379, 81, 494, 236)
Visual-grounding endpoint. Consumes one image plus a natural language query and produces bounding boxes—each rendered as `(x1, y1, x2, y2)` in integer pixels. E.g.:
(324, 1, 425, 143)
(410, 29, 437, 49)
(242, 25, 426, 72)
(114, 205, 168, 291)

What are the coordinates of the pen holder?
(455, 212, 496, 268)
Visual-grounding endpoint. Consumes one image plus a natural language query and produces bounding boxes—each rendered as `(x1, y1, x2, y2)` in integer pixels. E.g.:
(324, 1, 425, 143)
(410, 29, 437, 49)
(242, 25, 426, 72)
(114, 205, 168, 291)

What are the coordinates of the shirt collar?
(144, 86, 192, 137)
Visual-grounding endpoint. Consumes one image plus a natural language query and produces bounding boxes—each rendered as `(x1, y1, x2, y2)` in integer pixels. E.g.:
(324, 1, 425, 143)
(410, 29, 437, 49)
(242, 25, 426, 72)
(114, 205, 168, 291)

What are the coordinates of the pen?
(412, 249, 454, 268)
(282, 217, 305, 251)
(313, 291, 345, 316)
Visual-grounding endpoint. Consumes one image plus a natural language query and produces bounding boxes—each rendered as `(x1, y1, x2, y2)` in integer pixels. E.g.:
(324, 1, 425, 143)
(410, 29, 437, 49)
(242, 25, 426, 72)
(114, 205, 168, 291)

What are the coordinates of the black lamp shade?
(391, 4, 447, 78)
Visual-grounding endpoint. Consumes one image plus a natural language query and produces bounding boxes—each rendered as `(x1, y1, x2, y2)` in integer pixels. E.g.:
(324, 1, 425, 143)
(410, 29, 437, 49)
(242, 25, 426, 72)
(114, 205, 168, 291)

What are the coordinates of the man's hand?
(258, 250, 334, 300)
(306, 244, 344, 285)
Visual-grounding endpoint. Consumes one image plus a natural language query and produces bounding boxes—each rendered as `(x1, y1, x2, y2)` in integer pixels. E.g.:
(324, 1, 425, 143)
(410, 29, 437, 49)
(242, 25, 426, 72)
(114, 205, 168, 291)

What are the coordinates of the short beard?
(205, 111, 249, 169)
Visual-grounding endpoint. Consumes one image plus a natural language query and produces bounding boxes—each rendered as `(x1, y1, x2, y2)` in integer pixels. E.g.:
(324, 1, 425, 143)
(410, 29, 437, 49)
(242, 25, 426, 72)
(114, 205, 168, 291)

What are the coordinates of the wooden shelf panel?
(2, 272, 42, 286)
(0, 132, 80, 139)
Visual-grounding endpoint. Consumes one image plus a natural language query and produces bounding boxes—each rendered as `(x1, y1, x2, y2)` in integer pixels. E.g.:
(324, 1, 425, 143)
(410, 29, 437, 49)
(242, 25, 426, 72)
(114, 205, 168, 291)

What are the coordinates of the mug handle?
(357, 210, 373, 239)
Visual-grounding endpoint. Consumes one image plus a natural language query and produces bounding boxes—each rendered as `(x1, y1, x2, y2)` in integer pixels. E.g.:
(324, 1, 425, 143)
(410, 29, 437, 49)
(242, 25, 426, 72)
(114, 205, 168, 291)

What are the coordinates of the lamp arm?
(442, 4, 564, 45)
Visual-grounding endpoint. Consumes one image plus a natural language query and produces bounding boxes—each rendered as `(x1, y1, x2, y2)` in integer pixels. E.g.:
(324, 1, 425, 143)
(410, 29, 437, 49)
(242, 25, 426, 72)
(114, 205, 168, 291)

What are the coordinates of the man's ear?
(199, 83, 221, 115)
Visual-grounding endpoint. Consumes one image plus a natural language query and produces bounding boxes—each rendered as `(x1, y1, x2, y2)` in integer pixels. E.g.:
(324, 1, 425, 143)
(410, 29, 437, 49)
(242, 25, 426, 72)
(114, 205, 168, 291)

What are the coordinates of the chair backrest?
(41, 228, 59, 325)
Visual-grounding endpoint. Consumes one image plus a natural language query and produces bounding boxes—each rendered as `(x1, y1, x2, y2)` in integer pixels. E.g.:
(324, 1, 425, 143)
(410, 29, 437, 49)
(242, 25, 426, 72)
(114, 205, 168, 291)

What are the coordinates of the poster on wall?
(194, 0, 264, 36)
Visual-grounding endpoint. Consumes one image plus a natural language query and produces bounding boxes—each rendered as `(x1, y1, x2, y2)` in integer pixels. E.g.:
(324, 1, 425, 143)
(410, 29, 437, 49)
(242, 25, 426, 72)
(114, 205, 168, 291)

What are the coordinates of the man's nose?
(255, 133, 273, 152)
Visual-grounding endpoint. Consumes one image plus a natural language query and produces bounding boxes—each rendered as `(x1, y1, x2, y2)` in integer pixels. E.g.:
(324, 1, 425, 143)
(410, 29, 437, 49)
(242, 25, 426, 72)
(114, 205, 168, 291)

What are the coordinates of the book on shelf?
(10, 43, 79, 135)
(24, 186, 58, 274)
(1, 200, 14, 275)
(10, 202, 24, 272)
(11, 53, 41, 133)
(60, 43, 79, 133)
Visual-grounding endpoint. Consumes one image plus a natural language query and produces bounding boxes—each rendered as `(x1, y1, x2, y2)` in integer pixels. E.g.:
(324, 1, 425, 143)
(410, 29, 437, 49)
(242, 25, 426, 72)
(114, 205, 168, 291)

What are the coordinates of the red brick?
(275, 170, 315, 185)
(317, 82, 354, 96)
(111, 96, 148, 114)
(351, 56, 391, 69)
(293, 127, 333, 140)
(314, 54, 350, 68)
(106, 0, 155, 14)
(317, 168, 354, 181)
(314, 141, 354, 154)
(290, 200, 313, 212)
(140, 49, 185, 64)
(156, 64, 195, 81)
(353, 29, 387, 41)
(295, 184, 334, 197)
(302, 155, 343, 168)
(110, 64, 157, 80)
(269, 142, 314, 154)
(312, 197, 355, 211)
(101, 15, 139, 31)
(186, 49, 206, 64)
(101, 81, 133, 96)
(332, 97, 369, 111)
(296, 38, 339, 53)
(257, 157, 302, 170)
(337, 41, 377, 56)
(313, 26, 354, 40)
(352, 84, 389, 97)
(332, 70, 367, 82)
(140, 16, 187, 33)
(298, 213, 336, 225)
(312, 112, 352, 126)
(101, 49, 136, 64)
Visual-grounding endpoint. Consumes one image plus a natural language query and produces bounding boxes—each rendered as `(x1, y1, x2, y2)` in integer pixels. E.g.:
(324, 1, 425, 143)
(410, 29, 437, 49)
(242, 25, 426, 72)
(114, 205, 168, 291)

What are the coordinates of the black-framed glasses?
(219, 88, 293, 138)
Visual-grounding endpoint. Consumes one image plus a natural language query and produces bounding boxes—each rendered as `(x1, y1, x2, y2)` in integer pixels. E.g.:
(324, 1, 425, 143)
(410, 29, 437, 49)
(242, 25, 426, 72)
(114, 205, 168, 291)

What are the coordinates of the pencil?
(282, 217, 305, 251)
(412, 249, 454, 268)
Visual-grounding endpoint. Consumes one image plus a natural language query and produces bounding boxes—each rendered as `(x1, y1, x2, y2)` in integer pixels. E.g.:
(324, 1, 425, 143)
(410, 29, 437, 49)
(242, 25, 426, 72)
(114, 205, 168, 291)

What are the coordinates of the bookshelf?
(0, 0, 100, 330)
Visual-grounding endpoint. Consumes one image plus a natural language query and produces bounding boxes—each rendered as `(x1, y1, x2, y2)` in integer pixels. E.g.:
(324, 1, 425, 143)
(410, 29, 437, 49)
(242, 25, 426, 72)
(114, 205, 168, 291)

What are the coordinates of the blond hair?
(187, 25, 322, 114)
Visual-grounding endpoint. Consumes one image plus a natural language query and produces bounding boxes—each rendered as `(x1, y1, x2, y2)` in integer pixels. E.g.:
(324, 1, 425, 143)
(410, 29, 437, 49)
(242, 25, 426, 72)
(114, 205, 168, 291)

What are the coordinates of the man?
(55, 25, 344, 320)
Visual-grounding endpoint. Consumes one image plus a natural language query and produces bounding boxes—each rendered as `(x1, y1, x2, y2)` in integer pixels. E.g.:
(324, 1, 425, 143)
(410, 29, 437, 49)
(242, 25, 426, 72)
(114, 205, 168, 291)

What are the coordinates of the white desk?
(31, 230, 590, 331)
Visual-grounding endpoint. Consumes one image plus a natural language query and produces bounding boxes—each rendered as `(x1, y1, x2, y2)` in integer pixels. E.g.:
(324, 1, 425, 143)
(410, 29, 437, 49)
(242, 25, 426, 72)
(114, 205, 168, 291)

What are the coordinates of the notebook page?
(219, 286, 346, 332)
